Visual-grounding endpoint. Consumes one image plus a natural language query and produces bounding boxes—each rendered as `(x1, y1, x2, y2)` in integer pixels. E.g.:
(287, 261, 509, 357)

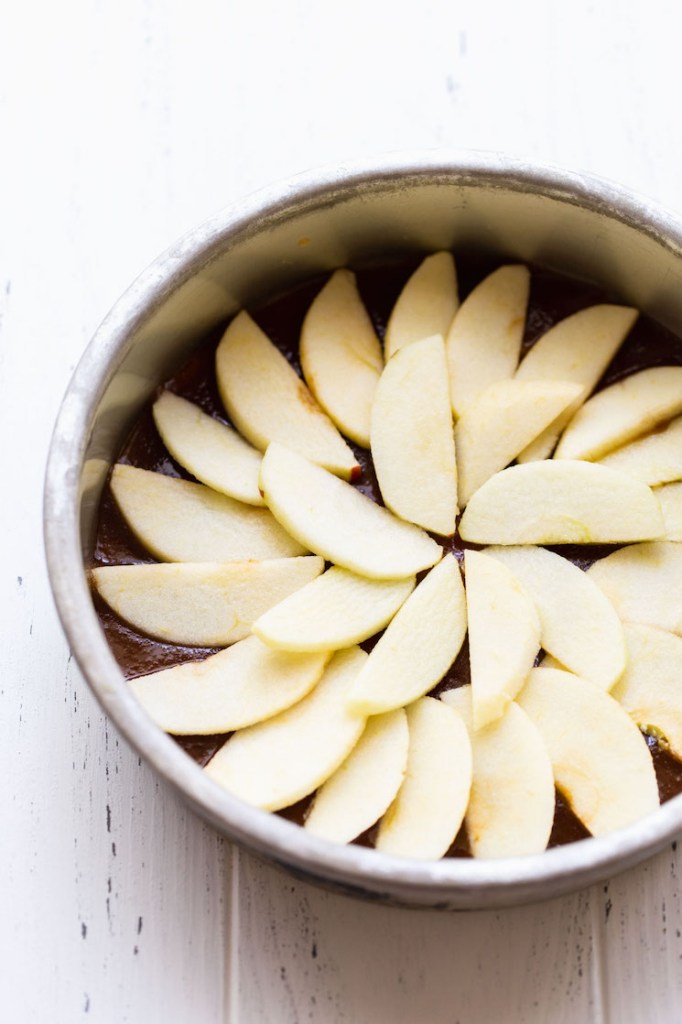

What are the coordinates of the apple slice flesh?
(518, 667, 659, 836)
(485, 546, 625, 690)
(599, 415, 682, 486)
(109, 464, 306, 562)
(612, 624, 682, 760)
(441, 686, 554, 859)
(129, 635, 330, 735)
(447, 264, 530, 417)
(253, 567, 415, 652)
(204, 646, 368, 810)
(384, 251, 458, 360)
(465, 549, 540, 730)
(655, 481, 682, 540)
(92, 556, 324, 646)
(554, 366, 682, 462)
(375, 697, 472, 860)
(300, 269, 383, 447)
(458, 461, 663, 545)
(304, 708, 409, 844)
(346, 554, 467, 715)
(455, 379, 582, 506)
(515, 304, 638, 462)
(588, 542, 682, 636)
(259, 443, 442, 580)
(215, 310, 358, 479)
(152, 390, 264, 505)
(371, 334, 458, 534)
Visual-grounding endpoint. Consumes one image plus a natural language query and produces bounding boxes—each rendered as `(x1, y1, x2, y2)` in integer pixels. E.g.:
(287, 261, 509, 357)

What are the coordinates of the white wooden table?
(4, 2, 682, 1019)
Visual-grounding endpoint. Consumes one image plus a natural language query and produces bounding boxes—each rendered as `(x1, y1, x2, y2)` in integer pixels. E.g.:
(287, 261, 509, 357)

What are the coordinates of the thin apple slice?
(599, 415, 682, 486)
(458, 461, 664, 545)
(371, 334, 458, 534)
(588, 542, 682, 636)
(299, 269, 383, 447)
(485, 546, 625, 690)
(655, 481, 682, 540)
(92, 556, 324, 646)
(152, 390, 264, 505)
(346, 555, 466, 715)
(384, 252, 458, 360)
(465, 549, 540, 730)
(446, 264, 530, 417)
(203, 646, 368, 810)
(518, 667, 659, 836)
(441, 686, 554, 858)
(554, 366, 682, 462)
(259, 443, 442, 579)
(612, 624, 682, 759)
(253, 567, 415, 652)
(455, 379, 582, 506)
(374, 697, 472, 860)
(215, 311, 358, 479)
(129, 635, 330, 735)
(109, 464, 307, 562)
(304, 709, 409, 843)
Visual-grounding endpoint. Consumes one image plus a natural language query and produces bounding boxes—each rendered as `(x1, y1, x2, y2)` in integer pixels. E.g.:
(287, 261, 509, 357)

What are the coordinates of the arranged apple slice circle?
(383, 251, 458, 360)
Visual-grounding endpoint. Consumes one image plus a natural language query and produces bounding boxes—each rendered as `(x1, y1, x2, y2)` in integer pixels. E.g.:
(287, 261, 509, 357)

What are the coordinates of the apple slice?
(485, 546, 625, 690)
(655, 481, 682, 540)
(599, 415, 682, 486)
(374, 697, 472, 860)
(129, 635, 330, 735)
(588, 542, 682, 636)
(441, 686, 554, 858)
(204, 646, 368, 810)
(152, 390, 264, 505)
(346, 554, 467, 715)
(384, 252, 458, 360)
(259, 443, 442, 579)
(371, 334, 458, 534)
(92, 556, 324, 646)
(299, 269, 383, 447)
(458, 461, 664, 545)
(304, 708, 409, 844)
(215, 311, 358, 479)
(554, 366, 682, 462)
(518, 667, 659, 835)
(465, 549, 540, 730)
(455, 379, 582, 506)
(109, 464, 307, 562)
(252, 567, 415, 652)
(515, 304, 638, 462)
(612, 624, 682, 759)
(446, 264, 530, 417)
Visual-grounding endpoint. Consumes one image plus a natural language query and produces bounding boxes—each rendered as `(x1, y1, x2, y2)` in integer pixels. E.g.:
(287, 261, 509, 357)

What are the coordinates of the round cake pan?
(45, 152, 682, 909)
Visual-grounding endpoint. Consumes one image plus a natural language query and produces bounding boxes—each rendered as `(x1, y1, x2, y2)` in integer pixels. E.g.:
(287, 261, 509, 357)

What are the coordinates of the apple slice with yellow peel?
(384, 252, 458, 360)
(130, 635, 330, 735)
(259, 443, 442, 579)
(371, 334, 458, 534)
(455, 379, 582, 506)
(304, 708, 409, 843)
(253, 567, 415, 652)
(588, 542, 682, 636)
(458, 461, 664, 545)
(447, 264, 530, 417)
(518, 667, 659, 835)
(346, 555, 466, 715)
(441, 686, 554, 859)
(485, 546, 625, 690)
(215, 311, 358, 479)
(375, 697, 472, 860)
(554, 366, 682, 462)
(204, 646, 368, 810)
(92, 556, 324, 646)
(612, 624, 682, 759)
(515, 304, 638, 462)
(152, 391, 265, 505)
(655, 481, 682, 540)
(465, 549, 540, 730)
(599, 415, 682, 486)
(299, 269, 383, 447)
(110, 464, 307, 562)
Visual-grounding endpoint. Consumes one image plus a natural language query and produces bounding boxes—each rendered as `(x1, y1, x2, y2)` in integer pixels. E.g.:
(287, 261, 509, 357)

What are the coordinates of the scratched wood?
(4, 0, 682, 1020)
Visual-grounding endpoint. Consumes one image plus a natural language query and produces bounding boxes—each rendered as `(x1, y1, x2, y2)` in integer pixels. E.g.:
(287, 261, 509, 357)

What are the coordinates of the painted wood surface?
(3, 1, 682, 1020)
